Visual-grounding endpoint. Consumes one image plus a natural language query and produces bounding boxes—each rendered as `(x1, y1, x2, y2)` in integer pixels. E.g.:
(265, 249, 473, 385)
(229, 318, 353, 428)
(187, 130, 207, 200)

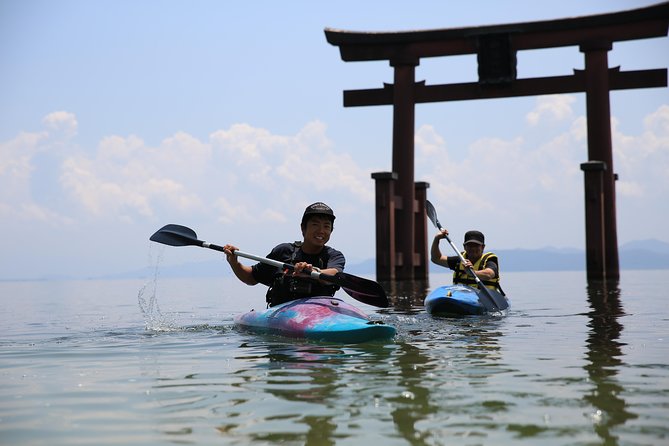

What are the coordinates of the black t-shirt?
(251, 243, 346, 286)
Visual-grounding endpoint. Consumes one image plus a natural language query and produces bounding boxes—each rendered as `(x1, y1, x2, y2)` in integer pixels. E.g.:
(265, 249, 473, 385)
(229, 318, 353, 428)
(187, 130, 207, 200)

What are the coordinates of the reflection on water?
(389, 342, 439, 446)
(383, 279, 431, 310)
(235, 342, 393, 445)
(584, 280, 637, 445)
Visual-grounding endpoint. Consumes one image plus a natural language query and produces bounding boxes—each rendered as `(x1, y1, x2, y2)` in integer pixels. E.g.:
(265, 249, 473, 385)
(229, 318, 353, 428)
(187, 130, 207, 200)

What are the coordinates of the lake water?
(1, 269, 668, 446)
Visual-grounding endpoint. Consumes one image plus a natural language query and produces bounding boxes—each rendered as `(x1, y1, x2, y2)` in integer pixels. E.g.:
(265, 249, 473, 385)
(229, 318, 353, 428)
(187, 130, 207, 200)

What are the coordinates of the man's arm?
(295, 247, 344, 279)
(430, 232, 450, 267)
(222, 244, 258, 286)
(473, 259, 497, 281)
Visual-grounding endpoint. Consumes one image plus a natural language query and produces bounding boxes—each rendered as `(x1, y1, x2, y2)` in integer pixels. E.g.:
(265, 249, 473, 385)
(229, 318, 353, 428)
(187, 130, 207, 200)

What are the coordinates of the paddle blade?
(335, 273, 389, 308)
(476, 287, 509, 312)
(150, 224, 202, 247)
(425, 200, 441, 230)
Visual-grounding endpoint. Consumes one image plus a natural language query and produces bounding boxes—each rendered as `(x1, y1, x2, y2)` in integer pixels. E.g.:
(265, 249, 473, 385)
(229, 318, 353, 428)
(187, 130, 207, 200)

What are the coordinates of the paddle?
(149, 224, 389, 308)
(425, 200, 508, 312)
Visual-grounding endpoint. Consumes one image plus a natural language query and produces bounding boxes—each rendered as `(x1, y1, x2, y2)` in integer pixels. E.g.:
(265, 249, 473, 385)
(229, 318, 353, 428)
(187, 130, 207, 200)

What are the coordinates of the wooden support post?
(371, 172, 397, 281)
(581, 161, 607, 281)
(414, 181, 430, 280)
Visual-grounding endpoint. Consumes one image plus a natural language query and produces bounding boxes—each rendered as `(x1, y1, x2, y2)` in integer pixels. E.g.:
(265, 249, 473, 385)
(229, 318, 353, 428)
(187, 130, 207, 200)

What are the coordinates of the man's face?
(302, 216, 333, 249)
(464, 242, 484, 262)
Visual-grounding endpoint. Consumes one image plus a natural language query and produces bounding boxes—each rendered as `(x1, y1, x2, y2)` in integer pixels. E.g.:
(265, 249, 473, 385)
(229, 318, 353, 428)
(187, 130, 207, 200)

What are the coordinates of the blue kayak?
(424, 284, 509, 316)
(234, 296, 396, 343)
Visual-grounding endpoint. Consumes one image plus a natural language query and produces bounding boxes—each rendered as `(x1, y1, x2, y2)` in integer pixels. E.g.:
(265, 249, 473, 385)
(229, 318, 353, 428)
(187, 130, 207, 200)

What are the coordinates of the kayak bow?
(425, 284, 509, 316)
(235, 296, 396, 343)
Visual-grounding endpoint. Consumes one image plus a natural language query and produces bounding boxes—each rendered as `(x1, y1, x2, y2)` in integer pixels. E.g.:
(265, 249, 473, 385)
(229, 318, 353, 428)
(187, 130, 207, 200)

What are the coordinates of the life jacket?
(265, 241, 338, 307)
(453, 251, 502, 292)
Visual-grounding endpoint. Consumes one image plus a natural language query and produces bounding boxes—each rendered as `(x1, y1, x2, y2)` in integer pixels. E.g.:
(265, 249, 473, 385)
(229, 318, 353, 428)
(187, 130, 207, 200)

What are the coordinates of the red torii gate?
(325, 2, 669, 282)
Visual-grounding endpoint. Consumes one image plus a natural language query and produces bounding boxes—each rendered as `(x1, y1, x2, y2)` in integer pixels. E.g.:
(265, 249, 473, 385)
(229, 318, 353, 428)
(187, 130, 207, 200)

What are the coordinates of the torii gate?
(325, 2, 669, 282)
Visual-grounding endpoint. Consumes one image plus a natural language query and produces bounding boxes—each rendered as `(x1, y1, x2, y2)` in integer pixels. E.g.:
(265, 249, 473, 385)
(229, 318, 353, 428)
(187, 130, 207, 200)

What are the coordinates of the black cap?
(302, 202, 336, 223)
(464, 230, 485, 245)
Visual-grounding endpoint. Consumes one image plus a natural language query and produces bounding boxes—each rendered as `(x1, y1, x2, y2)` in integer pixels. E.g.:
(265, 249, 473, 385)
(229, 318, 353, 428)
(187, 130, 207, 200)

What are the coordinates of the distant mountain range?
(96, 238, 669, 280)
(397, 238, 669, 274)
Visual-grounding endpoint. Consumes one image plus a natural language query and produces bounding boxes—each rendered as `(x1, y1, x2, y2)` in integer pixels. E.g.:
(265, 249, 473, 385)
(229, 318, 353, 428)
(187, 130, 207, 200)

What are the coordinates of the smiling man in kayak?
(430, 229, 503, 293)
(222, 202, 346, 307)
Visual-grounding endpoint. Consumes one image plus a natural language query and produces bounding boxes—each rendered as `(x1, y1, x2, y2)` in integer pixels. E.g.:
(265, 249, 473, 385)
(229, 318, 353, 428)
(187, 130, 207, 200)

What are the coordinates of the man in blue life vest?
(222, 202, 346, 307)
(430, 229, 502, 293)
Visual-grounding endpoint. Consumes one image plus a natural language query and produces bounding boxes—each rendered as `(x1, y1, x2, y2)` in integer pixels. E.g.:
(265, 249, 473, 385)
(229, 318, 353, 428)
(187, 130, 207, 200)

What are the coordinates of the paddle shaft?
(200, 240, 337, 283)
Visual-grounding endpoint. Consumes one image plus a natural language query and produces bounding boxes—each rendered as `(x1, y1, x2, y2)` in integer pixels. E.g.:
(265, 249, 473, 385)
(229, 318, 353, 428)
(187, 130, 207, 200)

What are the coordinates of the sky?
(1, 0, 668, 280)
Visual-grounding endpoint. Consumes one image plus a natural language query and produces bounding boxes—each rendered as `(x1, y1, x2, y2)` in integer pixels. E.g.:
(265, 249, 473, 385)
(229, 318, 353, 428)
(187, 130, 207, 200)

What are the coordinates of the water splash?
(137, 244, 178, 331)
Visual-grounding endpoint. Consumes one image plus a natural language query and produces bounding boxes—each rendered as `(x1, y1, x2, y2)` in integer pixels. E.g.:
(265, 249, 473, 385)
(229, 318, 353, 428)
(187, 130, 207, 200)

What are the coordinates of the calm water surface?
(1, 270, 668, 445)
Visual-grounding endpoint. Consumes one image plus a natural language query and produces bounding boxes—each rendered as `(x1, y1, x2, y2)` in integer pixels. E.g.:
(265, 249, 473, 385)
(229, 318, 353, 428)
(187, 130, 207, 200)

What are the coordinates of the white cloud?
(0, 132, 40, 183)
(60, 155, 157, 217)
(42, 111, 78, 139)
(616, 180, 644, 198)
(97, 134, 145, 161)
(644, 104, 669, 137)
(0, 131, 50, 219)
(568, 116, 588, 143)
(261, 208, 289, 224)
(526, 95, 576, 126)
(613, 104, 669, 199)
(214, 196, 254, 225)
(211, 123, 287, 164)
(416, 124, 447, 157)
(2, 114, 377, 228)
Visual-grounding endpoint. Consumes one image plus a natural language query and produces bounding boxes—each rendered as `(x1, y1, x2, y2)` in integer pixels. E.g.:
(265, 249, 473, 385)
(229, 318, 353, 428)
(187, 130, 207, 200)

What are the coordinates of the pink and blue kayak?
(234, 296, 396, 343)
(425, 284, 509, 316)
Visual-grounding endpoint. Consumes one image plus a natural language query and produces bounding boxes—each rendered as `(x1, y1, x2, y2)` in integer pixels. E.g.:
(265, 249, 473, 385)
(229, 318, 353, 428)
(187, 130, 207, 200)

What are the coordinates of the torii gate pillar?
(391, 60, 421, 281)
(581, 41, 619, 280)
(370, 59, 430, 282)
